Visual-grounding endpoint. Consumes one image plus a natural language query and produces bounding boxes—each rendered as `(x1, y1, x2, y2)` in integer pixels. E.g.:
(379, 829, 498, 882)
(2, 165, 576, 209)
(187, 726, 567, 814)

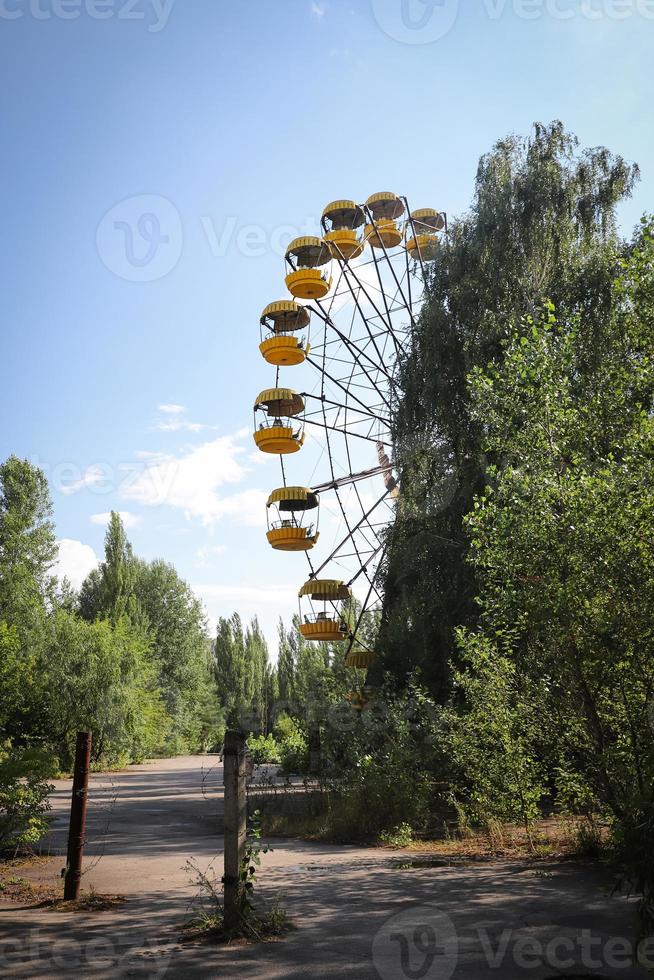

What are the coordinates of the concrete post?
(223, 730, 247, 930)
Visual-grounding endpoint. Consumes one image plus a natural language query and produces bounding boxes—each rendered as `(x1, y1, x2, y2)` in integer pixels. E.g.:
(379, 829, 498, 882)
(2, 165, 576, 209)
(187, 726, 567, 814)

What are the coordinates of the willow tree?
(379, 121, 639, 695)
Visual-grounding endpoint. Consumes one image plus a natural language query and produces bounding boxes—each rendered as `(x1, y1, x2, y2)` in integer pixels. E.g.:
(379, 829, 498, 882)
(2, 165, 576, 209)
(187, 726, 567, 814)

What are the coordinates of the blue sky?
(1, 0, 652, 653)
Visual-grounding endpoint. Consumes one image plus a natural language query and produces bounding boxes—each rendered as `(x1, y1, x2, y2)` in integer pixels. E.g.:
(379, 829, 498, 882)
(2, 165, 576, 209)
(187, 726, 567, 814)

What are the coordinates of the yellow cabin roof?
(267, 486, 319, 509)
(365, 191, 405, 220)
(322, 199, 365, 228)
(299, 578, 352, 601)
(409, 208, 445, 230)
(345, 648, 376, 669)
(286, 236, 331, 267)
(254, 388, 305, 415)
(260, 300, 311, 329)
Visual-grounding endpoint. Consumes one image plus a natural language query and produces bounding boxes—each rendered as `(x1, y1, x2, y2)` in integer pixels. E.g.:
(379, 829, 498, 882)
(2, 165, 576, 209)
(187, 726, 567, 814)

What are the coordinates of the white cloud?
(90, 511, 141, 529)
(55, 539, 98, 589)
(122, 431, 264, 527)
(311, 1, 327, 17)
(197, 583, 297, 606)
(135, 450, 169, 462)
(59, 464, 106, 496)
(152, 404, 214, 433)
(194, 544, 227, 568)
(152, 419, 211, 433)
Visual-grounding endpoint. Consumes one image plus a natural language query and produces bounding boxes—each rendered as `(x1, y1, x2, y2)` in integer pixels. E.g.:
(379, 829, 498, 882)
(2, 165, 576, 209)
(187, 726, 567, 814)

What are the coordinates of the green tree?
(35, 609, 168, 768)
(276, 616, 296, 704)
(79, 511, 138, 624)
(133, 558, 215, 751)
(214, 614, 248, 728)
(380, 121, 639, 695)
(0, 457, 56, 630)
(455, 220, 654, 927)
(214, 615, 274, 734)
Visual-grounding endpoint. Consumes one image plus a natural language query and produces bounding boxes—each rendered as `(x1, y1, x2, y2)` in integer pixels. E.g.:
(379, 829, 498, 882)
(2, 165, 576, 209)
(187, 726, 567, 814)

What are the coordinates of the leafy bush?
(272, 714, 297, 743)
(444, 636, 546, 837)
(321, 679, 441, 841)
(379, 823, 414, 848)
(0, 742, 53, 850)
(248, 734, 281, 765)
(277, 724, 309, 775)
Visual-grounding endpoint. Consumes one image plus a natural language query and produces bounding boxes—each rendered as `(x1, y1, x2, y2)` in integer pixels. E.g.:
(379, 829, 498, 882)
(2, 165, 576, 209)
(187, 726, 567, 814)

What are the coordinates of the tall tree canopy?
(0, 456, 56, 629)
(78, 511, 217, 754)
(379, 121, 640, 694)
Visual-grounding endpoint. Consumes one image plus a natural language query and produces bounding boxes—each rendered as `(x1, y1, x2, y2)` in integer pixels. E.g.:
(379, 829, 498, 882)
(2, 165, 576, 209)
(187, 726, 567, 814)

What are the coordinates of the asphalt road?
(0, 755, 649, 979)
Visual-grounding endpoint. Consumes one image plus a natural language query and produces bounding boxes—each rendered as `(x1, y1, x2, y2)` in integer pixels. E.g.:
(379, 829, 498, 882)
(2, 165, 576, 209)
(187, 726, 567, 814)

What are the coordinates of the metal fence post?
(64, 731, 92, 902)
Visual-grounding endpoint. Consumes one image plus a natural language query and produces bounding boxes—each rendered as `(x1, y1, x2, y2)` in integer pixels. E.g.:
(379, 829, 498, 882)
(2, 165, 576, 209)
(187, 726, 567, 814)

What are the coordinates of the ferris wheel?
(252, 193, 445, 696)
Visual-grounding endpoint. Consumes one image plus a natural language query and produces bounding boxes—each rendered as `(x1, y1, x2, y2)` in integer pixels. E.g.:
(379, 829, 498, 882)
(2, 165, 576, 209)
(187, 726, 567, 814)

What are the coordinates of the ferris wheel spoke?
(304, 358, 391, 420)
(302, 392, 390, 426)
(302, 415, 392, 447)
(349, 250, 404, 360)
(310, 302, 394, 385)
(363, 207, 419, 332)
(337, 261, 401, 362)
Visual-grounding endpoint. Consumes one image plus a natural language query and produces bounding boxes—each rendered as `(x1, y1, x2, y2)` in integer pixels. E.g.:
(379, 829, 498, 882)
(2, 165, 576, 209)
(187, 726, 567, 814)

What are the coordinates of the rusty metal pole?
(223, 730, 247, 930)
(64, 731, 92, 901)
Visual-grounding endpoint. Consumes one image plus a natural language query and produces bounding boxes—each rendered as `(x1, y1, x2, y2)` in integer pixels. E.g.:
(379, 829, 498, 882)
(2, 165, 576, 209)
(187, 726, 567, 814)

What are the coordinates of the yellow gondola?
(253, 388, 305, 455)
(266, 486, 320, 552)
(285, 237, 332, 300)
(405, 208, 445, 261)
(345, 648, 376, 669)
(259, 300, 311, 366)
(364, 192, 405, 249)
(298, 578, 352, 642)
(322, 199, 366, 261)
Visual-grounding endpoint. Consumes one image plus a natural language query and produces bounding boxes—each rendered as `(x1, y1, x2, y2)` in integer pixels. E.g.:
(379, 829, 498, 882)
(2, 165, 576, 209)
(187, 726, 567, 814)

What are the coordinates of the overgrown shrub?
(320, 678, 442, 841)
(0, 742, 53, 850)
(277, 723, 309, 775)
(248, 733, 281, 765)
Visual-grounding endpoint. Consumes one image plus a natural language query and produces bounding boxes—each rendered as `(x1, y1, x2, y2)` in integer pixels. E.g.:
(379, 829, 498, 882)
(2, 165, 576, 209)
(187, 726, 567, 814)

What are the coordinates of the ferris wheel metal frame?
(253, 194, 446, 680)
